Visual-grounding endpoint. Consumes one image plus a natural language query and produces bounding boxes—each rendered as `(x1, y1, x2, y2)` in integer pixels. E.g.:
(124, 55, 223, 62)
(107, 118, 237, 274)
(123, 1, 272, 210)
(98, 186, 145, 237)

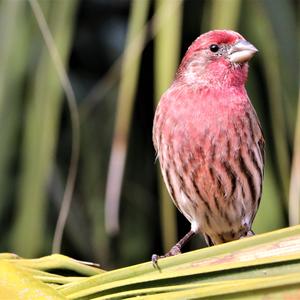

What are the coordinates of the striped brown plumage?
(152, 30, 264, 261)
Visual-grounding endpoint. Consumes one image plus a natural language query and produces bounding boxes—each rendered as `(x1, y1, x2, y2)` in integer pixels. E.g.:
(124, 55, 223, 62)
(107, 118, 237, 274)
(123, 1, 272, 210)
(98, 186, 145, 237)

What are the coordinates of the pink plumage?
(153, 30, 264, 260)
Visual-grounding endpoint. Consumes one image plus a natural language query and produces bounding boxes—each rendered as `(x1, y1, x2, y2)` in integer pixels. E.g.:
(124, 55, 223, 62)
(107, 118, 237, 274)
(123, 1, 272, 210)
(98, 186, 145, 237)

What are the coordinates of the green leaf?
(0, 260, 66, 300)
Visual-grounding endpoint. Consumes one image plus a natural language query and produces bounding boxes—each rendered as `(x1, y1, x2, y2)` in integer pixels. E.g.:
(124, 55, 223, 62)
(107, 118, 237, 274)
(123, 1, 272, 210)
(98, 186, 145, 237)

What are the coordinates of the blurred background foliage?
(0, 0, 299, 270)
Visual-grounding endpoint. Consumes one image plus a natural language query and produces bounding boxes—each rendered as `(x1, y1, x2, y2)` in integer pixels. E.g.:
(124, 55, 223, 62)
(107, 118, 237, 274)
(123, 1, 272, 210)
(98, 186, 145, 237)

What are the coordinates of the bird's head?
(176, 30, 258, 87)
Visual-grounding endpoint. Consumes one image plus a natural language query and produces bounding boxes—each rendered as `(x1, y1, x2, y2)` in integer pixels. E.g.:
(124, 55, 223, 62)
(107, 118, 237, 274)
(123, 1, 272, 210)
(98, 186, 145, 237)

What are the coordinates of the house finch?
(152, 30, 264, 262)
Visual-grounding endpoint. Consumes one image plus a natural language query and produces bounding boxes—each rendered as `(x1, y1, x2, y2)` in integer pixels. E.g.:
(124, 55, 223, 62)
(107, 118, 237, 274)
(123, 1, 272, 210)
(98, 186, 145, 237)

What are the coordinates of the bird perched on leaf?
(152, 30, 264, 262)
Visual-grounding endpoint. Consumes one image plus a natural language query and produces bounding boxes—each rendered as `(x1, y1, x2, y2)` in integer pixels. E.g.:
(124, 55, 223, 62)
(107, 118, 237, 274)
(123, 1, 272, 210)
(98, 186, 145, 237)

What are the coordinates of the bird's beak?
(228, 40, 258, 63)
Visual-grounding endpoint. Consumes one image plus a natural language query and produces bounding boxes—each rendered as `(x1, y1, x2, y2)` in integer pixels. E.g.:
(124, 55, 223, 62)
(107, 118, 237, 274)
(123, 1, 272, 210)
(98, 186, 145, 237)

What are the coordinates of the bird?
(152, 30, 264, 263)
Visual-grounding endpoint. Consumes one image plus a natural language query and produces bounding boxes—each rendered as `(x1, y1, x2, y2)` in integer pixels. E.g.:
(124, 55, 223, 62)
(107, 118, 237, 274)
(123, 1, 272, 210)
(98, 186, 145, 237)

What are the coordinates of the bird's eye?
(209, 44, 219, 52)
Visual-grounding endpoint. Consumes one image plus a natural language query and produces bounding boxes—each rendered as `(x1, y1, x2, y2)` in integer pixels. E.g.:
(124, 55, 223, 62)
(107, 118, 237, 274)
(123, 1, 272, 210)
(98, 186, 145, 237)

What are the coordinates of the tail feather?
(203, 234, 214, 246)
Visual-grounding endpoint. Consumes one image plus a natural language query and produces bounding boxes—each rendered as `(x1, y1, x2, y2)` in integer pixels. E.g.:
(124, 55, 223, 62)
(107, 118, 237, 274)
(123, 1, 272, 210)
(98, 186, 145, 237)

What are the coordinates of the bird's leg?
(152, 230, 195, 266)
(247, 230, 255, 236)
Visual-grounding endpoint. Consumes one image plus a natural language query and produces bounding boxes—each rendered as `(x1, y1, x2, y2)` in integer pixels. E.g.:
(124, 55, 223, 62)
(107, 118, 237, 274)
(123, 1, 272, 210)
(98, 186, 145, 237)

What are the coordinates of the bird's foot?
(239, 229, 255, 240)
(151, 230, 195, 269)
(151, 245, 181, 268)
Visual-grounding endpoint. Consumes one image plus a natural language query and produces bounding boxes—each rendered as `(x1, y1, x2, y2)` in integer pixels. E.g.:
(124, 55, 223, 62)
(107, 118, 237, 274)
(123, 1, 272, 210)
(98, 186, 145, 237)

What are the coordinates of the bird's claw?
(151, 254, 161, 270)
(151, 246, 182, 269)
